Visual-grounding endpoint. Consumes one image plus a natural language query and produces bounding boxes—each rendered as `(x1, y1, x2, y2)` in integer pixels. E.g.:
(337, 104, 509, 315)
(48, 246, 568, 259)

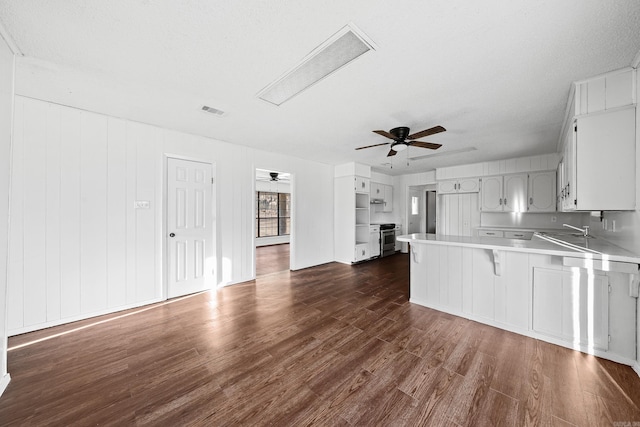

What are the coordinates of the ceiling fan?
(355, 125, 446, 157)
(270, 172, 279, 181)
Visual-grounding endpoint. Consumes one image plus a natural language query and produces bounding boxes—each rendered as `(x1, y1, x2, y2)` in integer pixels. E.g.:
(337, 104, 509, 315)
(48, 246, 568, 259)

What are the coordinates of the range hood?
(370, 198, 384, 204)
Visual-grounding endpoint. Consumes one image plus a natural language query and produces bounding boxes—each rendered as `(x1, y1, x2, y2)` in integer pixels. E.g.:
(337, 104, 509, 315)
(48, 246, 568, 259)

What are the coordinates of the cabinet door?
(369, 232, 380, 257)
(480, 176, 503, 211)
(575, 108, 635, 211)
(354, 176, 370, 193)
(562, 126, 577, 211)
(457, 178, 480, 193)
(503, 174, 528, 212)
(532, 267, 609, 350)
(354, 243, 369, 262)
(382, 184, 393, 212)
(437, 180, 458, 194)
(528, 171, 556, 212)
(370, 182, 382, 198)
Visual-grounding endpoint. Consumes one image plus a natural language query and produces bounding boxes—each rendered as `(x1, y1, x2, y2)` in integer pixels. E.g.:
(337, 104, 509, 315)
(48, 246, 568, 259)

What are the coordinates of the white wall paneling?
(8, 97, 334, 335)
(0, 31, 15, 396)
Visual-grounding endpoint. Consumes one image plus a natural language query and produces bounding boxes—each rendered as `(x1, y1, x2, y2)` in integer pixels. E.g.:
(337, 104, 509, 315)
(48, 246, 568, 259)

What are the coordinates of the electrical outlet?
(550, 216, 557, 223)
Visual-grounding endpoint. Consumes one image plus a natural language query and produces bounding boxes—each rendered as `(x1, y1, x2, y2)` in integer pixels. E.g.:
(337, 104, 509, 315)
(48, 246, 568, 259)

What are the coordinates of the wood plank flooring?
(256, 243, 289, 276)
(2, 253, 640, 425)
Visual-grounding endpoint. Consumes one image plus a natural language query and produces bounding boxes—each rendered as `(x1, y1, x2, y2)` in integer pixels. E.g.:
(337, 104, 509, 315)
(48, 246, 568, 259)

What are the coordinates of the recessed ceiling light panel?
(257, 23, 376, 106)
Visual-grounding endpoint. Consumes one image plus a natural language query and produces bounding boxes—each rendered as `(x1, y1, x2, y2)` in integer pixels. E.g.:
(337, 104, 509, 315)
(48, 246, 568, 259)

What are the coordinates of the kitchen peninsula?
(397, 233, 640, 368)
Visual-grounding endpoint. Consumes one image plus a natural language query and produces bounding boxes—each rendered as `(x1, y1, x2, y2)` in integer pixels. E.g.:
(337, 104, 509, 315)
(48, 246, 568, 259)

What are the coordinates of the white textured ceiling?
(1, 0, 639, 175)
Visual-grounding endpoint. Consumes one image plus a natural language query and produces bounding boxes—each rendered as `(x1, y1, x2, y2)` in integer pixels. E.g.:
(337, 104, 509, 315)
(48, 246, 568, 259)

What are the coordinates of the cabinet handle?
(504, 198, 507, 205)
(529, 197, 533, 205)
(499, 198, 502, 205)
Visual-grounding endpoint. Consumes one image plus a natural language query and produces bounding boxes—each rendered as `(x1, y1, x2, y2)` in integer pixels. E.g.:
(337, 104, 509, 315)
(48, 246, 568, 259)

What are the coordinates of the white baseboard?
(0, 373, 10, 397)
(8, 298, 163, 336)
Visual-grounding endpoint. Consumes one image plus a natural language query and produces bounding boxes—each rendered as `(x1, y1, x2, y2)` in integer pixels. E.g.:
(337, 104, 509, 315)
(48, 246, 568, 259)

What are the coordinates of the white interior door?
(167, 158, 214, 298)
(408, 188, 423, 234)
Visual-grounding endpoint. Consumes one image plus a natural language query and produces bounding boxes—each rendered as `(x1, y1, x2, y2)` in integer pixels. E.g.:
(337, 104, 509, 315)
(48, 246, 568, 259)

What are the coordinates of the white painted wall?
(7, 97, 334, 335)
(0, 32, 14, 396)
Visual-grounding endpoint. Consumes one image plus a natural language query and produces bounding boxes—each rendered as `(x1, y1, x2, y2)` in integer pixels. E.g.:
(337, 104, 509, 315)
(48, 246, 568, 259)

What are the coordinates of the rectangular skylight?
(257, 24, 376, 106)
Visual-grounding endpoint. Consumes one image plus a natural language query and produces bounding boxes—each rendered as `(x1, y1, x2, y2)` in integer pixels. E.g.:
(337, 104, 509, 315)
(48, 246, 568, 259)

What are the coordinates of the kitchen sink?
(533, 231, 599, 253)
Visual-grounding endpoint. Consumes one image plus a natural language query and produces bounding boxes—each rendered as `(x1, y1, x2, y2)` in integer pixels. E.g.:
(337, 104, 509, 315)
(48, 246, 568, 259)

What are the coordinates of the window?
(256, 192, 290, 237)
(411, 196, 419, 215)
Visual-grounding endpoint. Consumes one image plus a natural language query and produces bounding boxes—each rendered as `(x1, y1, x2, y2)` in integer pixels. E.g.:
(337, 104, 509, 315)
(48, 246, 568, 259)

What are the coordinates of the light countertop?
(396, 233, 640, 264)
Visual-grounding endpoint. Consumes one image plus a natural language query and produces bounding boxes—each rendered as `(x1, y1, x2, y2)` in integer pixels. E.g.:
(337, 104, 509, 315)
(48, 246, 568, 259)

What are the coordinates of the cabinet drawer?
(504, 231, 533, 240)
(478, 230, 504, 238)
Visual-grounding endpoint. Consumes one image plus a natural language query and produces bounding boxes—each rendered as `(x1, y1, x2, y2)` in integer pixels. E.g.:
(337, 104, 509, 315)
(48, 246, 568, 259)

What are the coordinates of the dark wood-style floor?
(256, 243, 290, 276)
(2, 253, 640, 426)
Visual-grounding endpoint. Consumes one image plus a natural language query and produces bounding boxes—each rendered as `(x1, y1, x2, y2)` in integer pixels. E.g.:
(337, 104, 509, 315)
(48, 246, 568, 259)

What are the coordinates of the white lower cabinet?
(408, 245, 636, 363)
(354, 243, 369, 262)
(532, 267, 609, 351)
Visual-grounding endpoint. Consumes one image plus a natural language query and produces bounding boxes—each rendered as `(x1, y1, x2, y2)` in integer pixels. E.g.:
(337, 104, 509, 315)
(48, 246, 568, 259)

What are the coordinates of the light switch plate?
(135, 200, 150, 209)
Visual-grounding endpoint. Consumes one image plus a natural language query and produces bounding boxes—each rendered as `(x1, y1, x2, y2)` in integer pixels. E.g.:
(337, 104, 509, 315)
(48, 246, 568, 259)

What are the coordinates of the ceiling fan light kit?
(356, 124, 446, 157)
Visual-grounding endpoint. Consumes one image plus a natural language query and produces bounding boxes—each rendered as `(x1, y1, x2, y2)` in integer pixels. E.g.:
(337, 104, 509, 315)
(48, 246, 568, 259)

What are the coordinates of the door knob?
(169, 233, 175, 237)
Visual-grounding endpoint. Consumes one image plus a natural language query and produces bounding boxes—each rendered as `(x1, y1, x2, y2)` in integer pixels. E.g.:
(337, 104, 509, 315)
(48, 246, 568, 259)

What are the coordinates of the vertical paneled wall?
(8, 98, 161, 333)
(7, 96, 336, 335)
(0, 33, 15, 392)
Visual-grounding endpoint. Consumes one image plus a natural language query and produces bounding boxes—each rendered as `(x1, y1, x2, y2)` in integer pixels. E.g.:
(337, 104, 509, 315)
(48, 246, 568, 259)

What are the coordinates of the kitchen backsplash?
(480, 212, 589, 230)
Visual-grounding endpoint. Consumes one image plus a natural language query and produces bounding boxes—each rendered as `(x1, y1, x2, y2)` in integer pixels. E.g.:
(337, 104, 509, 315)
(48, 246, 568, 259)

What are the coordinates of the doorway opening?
(255, 168, 292, 276)
(407, 184, 437, 235)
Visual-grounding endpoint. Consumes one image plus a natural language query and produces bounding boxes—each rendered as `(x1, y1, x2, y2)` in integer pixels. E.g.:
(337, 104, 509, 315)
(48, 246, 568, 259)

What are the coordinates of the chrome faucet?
(563, 223, 590, 237)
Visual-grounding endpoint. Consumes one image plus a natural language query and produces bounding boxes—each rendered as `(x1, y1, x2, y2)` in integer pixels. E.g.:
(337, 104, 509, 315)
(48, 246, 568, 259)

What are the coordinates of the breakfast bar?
(397, 233, 640, 367)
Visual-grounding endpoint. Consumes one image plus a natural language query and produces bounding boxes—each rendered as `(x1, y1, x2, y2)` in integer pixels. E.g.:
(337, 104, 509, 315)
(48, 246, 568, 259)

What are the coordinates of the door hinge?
(211, 177, 214, 184)
(608, 335, 611, 343)
(608, 284, 612, 293)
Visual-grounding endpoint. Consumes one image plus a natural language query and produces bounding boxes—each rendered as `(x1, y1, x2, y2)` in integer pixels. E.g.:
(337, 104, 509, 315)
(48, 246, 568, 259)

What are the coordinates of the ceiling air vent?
(257, 23, 376, 106)
(201, 105, 227, 117)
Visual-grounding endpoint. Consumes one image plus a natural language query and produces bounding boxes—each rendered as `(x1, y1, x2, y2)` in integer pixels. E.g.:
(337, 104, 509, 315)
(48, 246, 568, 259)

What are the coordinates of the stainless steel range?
(379, 223, 396, 257)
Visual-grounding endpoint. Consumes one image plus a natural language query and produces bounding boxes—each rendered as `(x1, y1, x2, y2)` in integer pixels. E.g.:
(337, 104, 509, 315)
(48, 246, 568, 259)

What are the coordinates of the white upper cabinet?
(438, 178, 480, 194)
(480, 174, 530, 212)
(559, 68, 636, 211)
(354, 176, 370, 193)
(503, 174, 528, 212)
(382, 184, 393, 212)
(575, 68, 635, 116)
(370, 182, 383, 198)
(370, 182, 393, 212)
(528, 171, 556, 212)
(480, 176, 503, 211)
(573, 108, 635, 210)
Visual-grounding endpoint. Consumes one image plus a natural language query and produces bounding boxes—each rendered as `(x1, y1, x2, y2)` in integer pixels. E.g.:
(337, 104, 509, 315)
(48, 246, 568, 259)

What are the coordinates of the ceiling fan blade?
(411, 141, 442, 150)
(373, 130, 398, 140)
(407, 125, 446, 140)
(387, 149, 398, 157)
(355, 142, 391, 150)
